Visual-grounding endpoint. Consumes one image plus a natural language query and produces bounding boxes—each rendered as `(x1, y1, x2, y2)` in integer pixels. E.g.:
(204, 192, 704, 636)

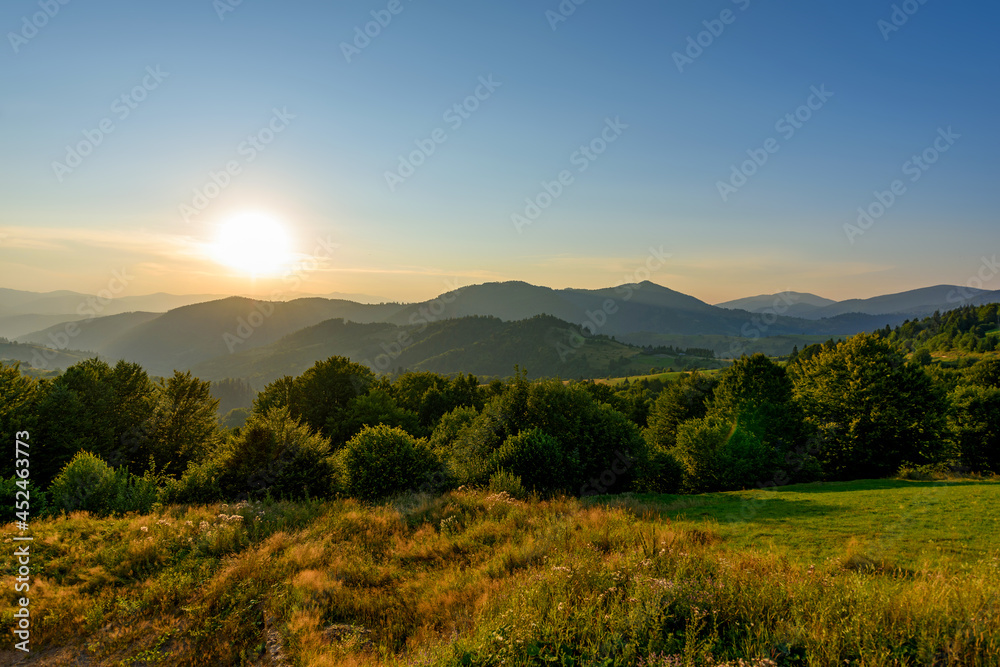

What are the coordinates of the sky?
(1, 0, 997, 304)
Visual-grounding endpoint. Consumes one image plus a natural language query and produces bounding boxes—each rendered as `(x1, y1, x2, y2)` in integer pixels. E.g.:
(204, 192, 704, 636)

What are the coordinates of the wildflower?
(140, 526, 148, 532)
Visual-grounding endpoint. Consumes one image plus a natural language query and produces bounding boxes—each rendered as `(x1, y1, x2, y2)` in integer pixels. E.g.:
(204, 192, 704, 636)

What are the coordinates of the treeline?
(1, 331, 998, 517)
(642, 345, 716, 359)
(888, 303, 1000, 353)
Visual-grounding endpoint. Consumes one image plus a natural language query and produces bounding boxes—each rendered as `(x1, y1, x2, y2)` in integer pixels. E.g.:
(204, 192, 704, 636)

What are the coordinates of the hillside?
(716, 291, 836, 318)
(77, 297, 404, 376)
(385, 281, 899, 338)
(189, 314, 640, 385)
(17, 311, 161, 352)
(0, 340, 91, 371)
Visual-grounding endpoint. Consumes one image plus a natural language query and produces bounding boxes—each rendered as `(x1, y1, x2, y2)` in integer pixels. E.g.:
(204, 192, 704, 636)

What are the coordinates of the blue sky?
(1, 0, 997, 303)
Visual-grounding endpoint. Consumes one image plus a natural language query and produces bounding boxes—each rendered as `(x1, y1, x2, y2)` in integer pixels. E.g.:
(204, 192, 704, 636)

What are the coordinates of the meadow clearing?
(3, 477, 998, 666)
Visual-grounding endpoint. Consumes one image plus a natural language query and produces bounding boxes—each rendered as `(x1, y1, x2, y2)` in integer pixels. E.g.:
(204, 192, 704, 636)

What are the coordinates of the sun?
(211, 212, 293, 276)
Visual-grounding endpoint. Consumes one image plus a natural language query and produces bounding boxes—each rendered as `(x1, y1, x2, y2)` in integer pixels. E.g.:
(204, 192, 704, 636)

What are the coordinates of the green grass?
(3, 481, 999, 665)
(600, 368, 723, 386)
(597, 478, 1000, 571)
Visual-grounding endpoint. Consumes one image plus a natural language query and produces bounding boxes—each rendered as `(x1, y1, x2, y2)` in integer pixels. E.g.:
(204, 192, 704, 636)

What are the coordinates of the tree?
(790, 333, 946, 480)
(149, 371, 220, 477)
(0, 363, 38, 480)
(948, 385, 1000, 473)
(710, 354, 804, 456)
(254, 357, 375, 442)
(645, 372, 718, 450)
(107, 360, 158, 470)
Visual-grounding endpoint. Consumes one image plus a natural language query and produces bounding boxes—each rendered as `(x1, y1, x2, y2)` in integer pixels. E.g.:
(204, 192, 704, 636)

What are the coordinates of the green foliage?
(490, 428, 564, 493)
(791, 333, 947, 480)
(428, 405, 479, 456)
(253, 357, 375, 443)
(487, 469, 528, 500)
(220, 407, 250, 430)
(0, 362, 38, 480)
(710, 354, 803, 451)
(336, 389, 421, 443)
(635, 447, 685, 494)
(343, 424, 440, 501)
(645, 372, 718, 450)
(888, 303, 999, 354)
(210, 377, 256, 415)
(948, 385, 1000, 473)
(0, 475, 48, 522)
(148, 370, 220, 477)
(673, 416, 777, 493)
(48, 451, 160, 517)
(163, 407, 336, 503)
(452, 377, 648, 495)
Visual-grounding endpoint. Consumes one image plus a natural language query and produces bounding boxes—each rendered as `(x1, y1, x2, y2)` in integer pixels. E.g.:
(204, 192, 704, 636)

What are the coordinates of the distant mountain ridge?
(7, 280, 999, 378)
(716, 285, 999, 321)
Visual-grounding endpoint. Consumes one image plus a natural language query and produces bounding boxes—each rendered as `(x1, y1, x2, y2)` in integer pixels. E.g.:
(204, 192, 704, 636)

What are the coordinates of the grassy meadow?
(3, 478, 999, 666)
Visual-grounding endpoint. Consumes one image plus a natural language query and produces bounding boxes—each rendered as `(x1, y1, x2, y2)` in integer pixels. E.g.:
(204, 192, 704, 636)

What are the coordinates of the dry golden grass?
(1, 487, 997, 665)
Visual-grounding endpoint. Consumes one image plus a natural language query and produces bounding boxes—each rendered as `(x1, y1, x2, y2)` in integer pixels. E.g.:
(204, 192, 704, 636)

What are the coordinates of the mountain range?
(3, 281, 997, 383)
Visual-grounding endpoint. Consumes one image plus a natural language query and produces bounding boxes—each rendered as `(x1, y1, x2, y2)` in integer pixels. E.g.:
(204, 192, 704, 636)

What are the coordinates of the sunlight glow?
(211, 212, 293, 277)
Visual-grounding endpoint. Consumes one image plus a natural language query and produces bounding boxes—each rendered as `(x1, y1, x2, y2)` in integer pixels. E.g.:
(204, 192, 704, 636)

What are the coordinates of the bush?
(343, 424, 440, 501)
(673, 417, 777, 493)
(488, 469, 527, 500)
(451, 378, 648, 495)
(163, 407, 336, 503)
(490, 428, 564, 494)
(48, 451, 160, 517)
(636, 447, 685, 494)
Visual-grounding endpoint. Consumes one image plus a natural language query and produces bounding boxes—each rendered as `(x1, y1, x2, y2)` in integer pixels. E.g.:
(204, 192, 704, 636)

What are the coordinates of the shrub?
(673, 417, 777, 493)
(490, 428, 564, 493)
(487, 469, 527, 500)
(452, 378, 648, 495)
(343, 424, 440, 501)
(636, 447, 685, 494)
(162, 407, 337, 503)
(48, 451, 160, 516)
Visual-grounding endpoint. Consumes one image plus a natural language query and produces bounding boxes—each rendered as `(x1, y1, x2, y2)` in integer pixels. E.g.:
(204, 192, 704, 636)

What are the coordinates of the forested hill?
(189, 314, 633, 386)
